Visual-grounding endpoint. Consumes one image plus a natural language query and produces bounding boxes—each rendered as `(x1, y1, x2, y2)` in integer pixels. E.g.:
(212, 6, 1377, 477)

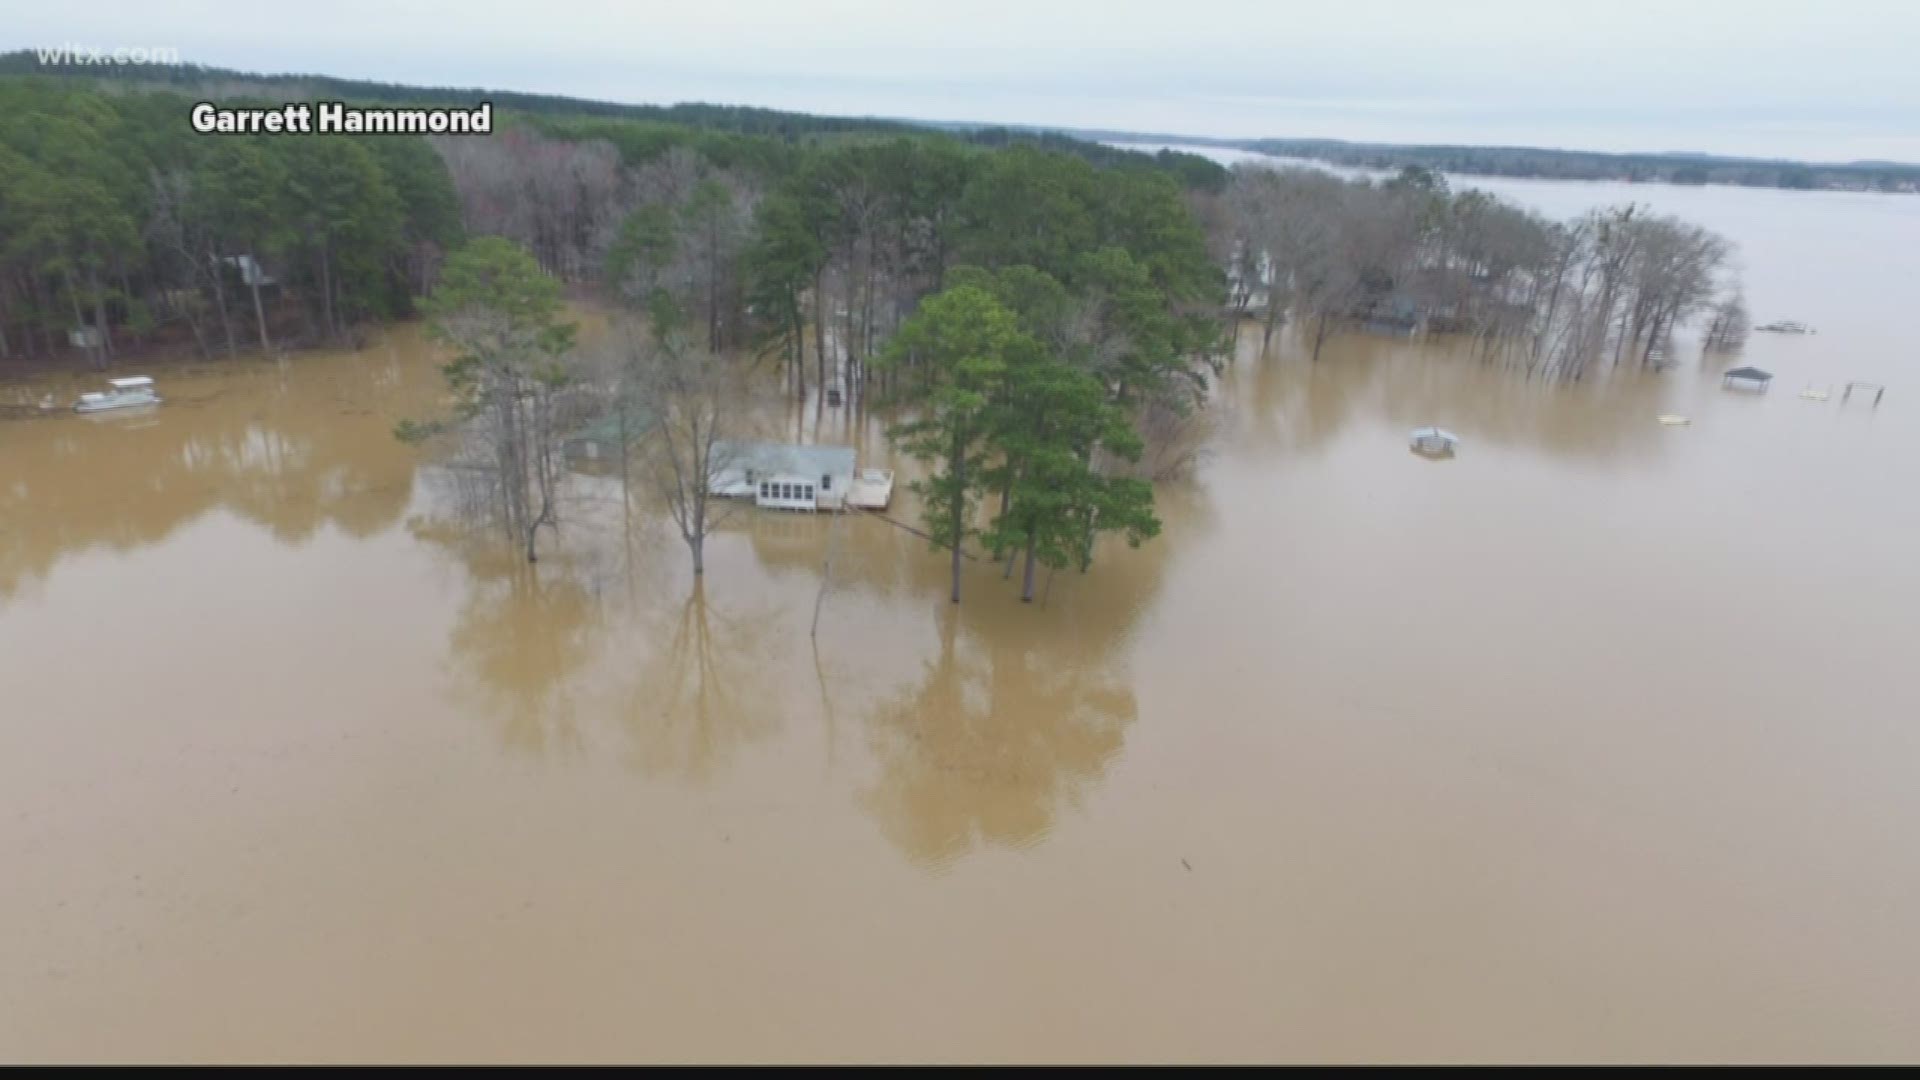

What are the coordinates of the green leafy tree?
(955, 146, 1098, 280)
(278, 137, 403, 338)
(939, 264, 1165, 599)
(1071, 246, 1220, 408)
(189, 138, 290, 354)
(743, 191, 826, 395)
(0, 107, 138, 367)
(606, 202, 682, 330)
(877, 284, 1029, 603)
(678, 177, 749, 352)
(362, 136, 463, 302)
(406, 237, 577, 563)
(1094, 167, 1220, 302)
(982, 353, 1157, 600)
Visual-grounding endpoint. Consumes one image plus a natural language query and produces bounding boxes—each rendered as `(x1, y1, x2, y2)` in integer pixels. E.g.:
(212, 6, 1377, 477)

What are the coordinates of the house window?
(759, 482, 768, 498)
(803, 485, 813, 501)
(780, 483, 792, 500)
(821, 473, 832, 491)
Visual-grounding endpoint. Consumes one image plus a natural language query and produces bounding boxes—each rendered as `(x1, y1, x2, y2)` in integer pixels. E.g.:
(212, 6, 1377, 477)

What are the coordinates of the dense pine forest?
(1, 57, 1748, 596)
(0, 56, 1226, 370)
(0, 77, 464, 365)
(0, 58, 1234, 593)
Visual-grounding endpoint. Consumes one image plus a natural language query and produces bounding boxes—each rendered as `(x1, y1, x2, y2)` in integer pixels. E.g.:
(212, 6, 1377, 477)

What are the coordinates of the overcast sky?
(13, 0, 1918, 162)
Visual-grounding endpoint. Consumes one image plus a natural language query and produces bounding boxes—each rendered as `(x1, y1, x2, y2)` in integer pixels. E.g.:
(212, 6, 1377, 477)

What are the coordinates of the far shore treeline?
(0, 58, 1750, 600)
(0, 65, 1226, 369)
(0, 77, 465, 364)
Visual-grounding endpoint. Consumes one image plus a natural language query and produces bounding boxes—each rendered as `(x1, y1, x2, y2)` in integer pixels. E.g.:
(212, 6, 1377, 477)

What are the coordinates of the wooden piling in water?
(1843, 381, 1886, 406)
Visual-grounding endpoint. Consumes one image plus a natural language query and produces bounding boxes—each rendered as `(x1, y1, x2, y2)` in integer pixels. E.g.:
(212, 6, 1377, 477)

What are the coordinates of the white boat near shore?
(1409, 426, 1459, 455)
(74, 376, 161, 413)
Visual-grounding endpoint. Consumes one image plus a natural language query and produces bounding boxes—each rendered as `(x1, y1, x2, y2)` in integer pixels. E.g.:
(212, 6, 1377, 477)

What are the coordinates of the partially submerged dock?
(846, 468, 895, 510)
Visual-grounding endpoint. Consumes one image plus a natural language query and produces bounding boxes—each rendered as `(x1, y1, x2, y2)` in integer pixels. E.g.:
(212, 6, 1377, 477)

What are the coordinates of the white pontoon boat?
(74, 376, 160, 413)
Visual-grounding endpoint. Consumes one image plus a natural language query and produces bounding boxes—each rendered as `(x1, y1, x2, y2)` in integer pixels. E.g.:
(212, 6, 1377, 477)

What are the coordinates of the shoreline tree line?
(4, 68, 1745, 604)
(0, 79, 460, 367)
(1212, 164, 1743, 378)
(402, 123, 1225, 601)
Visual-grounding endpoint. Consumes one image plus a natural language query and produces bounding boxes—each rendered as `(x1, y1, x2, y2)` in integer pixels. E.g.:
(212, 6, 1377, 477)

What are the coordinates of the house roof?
(1724, 366, 1773, 380)
(714, 440, 855, 477)
(566, 405, 653, 444)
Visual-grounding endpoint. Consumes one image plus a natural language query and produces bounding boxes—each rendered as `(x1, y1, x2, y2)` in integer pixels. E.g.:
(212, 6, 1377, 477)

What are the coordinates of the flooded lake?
(5, 173, 1920, 1062)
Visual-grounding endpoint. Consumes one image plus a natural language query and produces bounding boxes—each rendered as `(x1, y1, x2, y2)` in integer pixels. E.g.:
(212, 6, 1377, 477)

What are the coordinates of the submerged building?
(708, 441, 856, 512)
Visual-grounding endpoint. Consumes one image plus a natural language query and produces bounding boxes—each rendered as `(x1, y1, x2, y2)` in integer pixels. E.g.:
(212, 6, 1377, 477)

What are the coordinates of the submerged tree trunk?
(87, 261, 113, 360)
(997, 463, 1020, 579)
(116, 264, 136, 345)
(706, 233, 721, 352)
(183, 301, 209, 358)
(207, 255, 237, 358)
(247, 253, 273, 355)
(0, 280, 16, 361)
(949, 429, 966, 604)
(318, 243, 337, 341)
(62, 267, 101, 369)
(32, 272, 55, 357)
(791, 309, 805, 398)
(811, 272, 826, 400)
(523, 393, 555, 564)
(524, 516, 545, 563)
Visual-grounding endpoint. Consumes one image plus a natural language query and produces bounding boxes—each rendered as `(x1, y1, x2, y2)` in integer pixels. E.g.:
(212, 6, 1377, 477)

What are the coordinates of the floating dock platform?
(846, 468, 895, 510)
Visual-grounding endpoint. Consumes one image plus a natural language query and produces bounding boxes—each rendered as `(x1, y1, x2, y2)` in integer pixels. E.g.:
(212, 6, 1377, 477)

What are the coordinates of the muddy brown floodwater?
(5, 177, 1920, 1063)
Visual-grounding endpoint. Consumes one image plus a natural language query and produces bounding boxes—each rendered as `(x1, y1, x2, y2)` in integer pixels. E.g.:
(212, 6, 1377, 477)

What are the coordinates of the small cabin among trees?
(709, 441, 856, 512)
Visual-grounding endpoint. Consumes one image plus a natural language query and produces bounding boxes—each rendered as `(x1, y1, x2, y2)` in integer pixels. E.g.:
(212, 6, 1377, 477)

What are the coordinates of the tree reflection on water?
(618, 582, 783, 783)
(862, 607, 1137, 868)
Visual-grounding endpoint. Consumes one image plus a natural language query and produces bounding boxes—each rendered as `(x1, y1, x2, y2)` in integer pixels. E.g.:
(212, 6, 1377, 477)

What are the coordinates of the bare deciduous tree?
(1223, 166, 1738, 379)
(432, 129, 625, 281)
(626, 324, 757, 575)
(1702, 291, 1750, 353)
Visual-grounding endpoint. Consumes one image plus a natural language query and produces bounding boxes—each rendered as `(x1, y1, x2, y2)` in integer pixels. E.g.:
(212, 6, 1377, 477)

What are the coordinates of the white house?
(709, 441, 856, 512)
(218, 254, 275, 288)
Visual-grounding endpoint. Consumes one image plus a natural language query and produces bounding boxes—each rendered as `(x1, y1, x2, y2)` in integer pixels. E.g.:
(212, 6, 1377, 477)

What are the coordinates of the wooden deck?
(846, 469, 895, 510)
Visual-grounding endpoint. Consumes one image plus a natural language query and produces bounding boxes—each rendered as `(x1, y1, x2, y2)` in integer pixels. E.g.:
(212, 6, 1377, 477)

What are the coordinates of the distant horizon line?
(921, 120, 1920, 171)
(6, 49, 1913, 172)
